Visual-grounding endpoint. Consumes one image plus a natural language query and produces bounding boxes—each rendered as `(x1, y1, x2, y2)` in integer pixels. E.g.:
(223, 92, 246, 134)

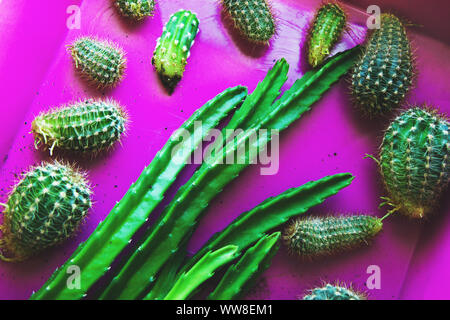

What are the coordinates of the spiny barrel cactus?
(222, 0, 276, 43)
(303, 283, 366, 300)
(114, 0, 155, 20)
(284, 215, 382, 258)
(31, 99, 128, 155)
(0, 162, 92, 262)
(379, 107, 449, 218)
(152, 10, 199, 91)
(351, 14, 413, 116)
(307, 2, 347, 68)
(68, 36, 127, 88)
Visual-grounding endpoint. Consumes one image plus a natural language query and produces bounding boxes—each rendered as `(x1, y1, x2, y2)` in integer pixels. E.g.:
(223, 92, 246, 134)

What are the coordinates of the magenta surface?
(0, 0, 449, 300)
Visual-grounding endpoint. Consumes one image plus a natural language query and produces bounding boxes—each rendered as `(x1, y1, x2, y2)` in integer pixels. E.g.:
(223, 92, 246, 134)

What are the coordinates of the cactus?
(284, 215, 383, 259)
(114, 0, 155, 20)
(303, 283, 365, 300)
(378, 107, 449, 218)
(152, 10, 199, 91)
(161, 245, 239, 300)
(222, 0, 276, 43)
(30, 86, 247, 300)
(307, 2, 347, 68)
(32, 99, 128, 156)
(99, 47, 360, 300)
(350, 14, 413, 116)
(0, 162, 91, 262)
(208, 232, 280, 300)
(68, 36, 127, 88)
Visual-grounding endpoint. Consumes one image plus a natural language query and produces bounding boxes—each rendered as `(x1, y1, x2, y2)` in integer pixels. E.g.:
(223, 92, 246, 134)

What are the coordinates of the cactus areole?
(0, 162, 92, 262)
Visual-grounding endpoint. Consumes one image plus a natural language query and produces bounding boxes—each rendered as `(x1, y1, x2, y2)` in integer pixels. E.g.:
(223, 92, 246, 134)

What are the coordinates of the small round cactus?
(114, 0, 155, 20)
(379, 107, 449, 218)
(284, 215, 383, 259)
(350, 14, 414, 116)
(307, 2, 347, 68)
(68, 36, 127, 88)
(31, 99, 128, 155)
(0, 162, 92, 261)
(222, 0, 276, 43)
(303, 283, 366, 300)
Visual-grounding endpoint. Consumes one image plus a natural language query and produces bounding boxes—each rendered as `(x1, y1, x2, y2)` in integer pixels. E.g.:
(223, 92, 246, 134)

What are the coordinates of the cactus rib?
(30, 86, 247, 300)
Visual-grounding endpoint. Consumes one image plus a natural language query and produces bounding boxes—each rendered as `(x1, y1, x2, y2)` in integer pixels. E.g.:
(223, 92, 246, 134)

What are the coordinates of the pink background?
(0, 0, 448, 300)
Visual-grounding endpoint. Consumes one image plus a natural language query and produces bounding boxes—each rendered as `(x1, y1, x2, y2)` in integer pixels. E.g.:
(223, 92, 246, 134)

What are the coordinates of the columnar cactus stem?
(114, 0, 155, 20)
(303, 283, 366, 300)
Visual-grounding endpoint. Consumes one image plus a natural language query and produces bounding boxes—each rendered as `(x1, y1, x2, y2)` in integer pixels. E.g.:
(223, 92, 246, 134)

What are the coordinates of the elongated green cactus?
(351, 14, 413, 116)
(32, 99, 128, 155)
(307, 2, 347, 68)
(152, 10, 199, 91)
(378, 107, 449, 218)
(161, 245, 238, 300)
(69, 36, 127, 88)
(303, 283, 366, 300)
(284, 215, 382, 258)
(222, 0, 276, 43)
(99, 47, 360, 300)
(30, 86, 247, 300)
(114, 0, 155, 20)
(0, 162, 91, 262)
(208, 232, 280, 300)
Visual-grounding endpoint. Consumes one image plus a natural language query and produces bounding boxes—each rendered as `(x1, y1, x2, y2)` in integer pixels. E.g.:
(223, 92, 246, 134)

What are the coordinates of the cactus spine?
(350, 14, 413, 116)
(114, 0, 155, 20)
(222, 0, 276, 43)
(32, 99, 128, 155)
(307, 2, 347, 68)
(0, 162, 91, 262)
(284, 215, 383, 258)
(69, 36, 127, 88)
(379, 107, 449, 218)
(152, 10, 199, 91)
(303, 283, 365, 300)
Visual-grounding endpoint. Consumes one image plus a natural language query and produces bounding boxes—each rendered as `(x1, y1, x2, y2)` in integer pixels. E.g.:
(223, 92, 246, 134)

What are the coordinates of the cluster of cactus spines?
(152, 10, 199, 91)
(379, 107, 449, 218)
(114, 0, 155, 20)
(0, 162, 91, 262)
(68, 36, 127, 88)
(350, 14, 413, 116)
(284, 215, 383, 258)
(303, 283, 366, 300)
(32, 99, 128, 156)
(307, 2, 347, 68)
(221, 0, 276, 43)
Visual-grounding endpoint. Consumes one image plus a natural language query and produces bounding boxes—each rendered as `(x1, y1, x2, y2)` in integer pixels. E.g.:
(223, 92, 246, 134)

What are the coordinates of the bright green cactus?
(222, 0, 276, 43)
(307, 2, 347, 68)
(351, 14, 413, 116)
(303, 283, 366, 300)
(284, 215, 383, 259)
(152, 10, 199, 91)
(378, 107, 449, 218)
(114, 0, 155, 20)
(69, 36, 127, 88)
(0, 162, 92, 262)
(32, 99, 128, 155)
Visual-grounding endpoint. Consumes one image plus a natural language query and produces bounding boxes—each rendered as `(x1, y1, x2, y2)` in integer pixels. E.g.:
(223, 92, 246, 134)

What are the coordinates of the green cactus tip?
(303, 283, 366, 300)
(0, 161, 92, 262)
(114, 0, 155, 20)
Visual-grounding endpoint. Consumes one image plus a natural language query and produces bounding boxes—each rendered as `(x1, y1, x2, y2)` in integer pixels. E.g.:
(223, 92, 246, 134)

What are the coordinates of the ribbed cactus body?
(152, 10, 199, 91)
(222, 0, 275, 43)
(284, 215, 382, 258)
(304, 283, 365, 300)
(351, 14, 413, 116)
(308, 2, 346, 68)
(115, 0, 155, 20)
(0, 162, 91, 261)
(379, 107, 449, 218)
(69, 37, 127, 88)
(32, 99, 128, 155)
